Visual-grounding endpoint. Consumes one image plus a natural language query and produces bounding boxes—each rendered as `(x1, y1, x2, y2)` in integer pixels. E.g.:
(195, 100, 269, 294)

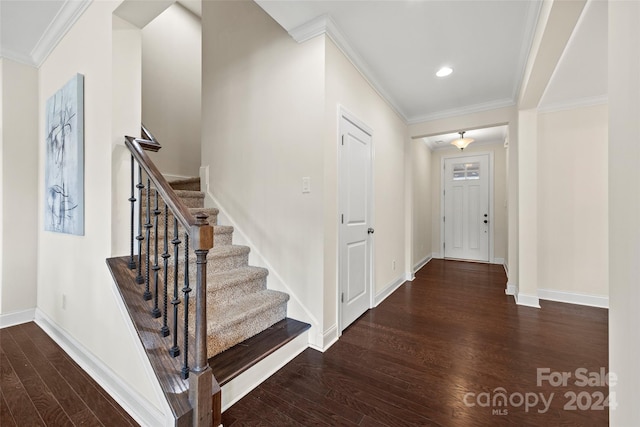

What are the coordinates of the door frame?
(440, 151, 495, 263)
(337, 106, 375, 335)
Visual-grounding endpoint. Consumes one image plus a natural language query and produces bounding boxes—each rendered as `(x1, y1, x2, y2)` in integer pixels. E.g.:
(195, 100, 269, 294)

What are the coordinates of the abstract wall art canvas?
(44, 73, 84, 235)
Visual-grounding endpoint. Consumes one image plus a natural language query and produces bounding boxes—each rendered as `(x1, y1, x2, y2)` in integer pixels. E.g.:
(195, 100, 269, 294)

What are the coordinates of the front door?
(443, 154, 490, 262)
(339, 115, 373, 331)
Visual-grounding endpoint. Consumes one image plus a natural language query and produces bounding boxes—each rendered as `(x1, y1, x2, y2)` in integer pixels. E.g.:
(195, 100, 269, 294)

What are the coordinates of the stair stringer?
(199, 166, 322, 350)
(221, 330, 308, 411)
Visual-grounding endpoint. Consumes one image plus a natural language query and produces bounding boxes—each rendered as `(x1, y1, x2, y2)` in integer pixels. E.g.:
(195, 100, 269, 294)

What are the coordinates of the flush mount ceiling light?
(451, 131, 474, 150)
(436, 66, 453, 77)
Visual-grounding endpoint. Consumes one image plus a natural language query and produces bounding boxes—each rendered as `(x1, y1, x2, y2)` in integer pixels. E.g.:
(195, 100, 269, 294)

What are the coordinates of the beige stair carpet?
(141, 177, 289, 357)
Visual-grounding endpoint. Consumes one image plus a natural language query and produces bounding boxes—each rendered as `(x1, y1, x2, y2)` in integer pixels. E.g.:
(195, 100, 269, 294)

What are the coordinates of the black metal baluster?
(169, 218, 181, 357)
(128, 155, 136, 270)
(181, 233, 191, 380)
(135, 166, 144, 284)
(160, 205, 170, 337)
(143, 179, 152, 301)
(151, 191, 161, 317)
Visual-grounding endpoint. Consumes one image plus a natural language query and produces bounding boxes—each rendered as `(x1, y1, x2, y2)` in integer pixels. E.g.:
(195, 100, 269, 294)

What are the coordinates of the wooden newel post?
(189, 215, 216, 426)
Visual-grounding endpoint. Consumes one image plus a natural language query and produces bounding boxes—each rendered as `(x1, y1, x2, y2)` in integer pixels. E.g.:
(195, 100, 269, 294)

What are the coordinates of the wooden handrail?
(124, 136, 213, 251)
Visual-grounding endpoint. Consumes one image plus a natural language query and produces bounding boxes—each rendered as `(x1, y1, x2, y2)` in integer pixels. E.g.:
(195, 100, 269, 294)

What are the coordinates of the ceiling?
(0, 0, 606, 126)
(256, 0, 542, 123)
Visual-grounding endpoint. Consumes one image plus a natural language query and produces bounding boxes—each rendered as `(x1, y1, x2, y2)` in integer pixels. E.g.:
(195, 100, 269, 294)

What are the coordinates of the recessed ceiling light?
(436, 66, 453, 77)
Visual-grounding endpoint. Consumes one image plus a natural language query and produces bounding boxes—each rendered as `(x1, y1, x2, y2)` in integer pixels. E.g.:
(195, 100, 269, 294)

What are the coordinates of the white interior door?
(444, 154, 489, 262)
(339, 115, 373, 331)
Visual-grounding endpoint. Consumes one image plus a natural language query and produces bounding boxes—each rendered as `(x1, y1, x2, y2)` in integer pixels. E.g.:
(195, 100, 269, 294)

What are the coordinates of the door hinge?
(443, 216, 445, 222)
(443, 189, 446, 196)
(341, 135, 345, 146)
(341, 214, 344, 224)
(341, 293, 344, 303)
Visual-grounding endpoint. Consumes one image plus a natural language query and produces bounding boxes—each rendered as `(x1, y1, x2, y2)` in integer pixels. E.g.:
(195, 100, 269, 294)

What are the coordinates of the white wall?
(411, 139, 432, 269)
(324, 37, 408, 329)
(37, 0, 162, 415)
(1, 59, 39, 316)
(428, 142, 508, 263)
(609, 1, 640, 424)
(537, 103, 608, 297)
(201, 0, 327, 346)
(143, 3, 201, 178)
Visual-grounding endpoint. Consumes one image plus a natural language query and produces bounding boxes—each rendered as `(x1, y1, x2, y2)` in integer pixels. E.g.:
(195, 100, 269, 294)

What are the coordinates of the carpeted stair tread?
(169, 177, 201, 191)
(207, 290, 288, 327)
(142, 189, 204, 208)
(204, 267, 268, 306)
(208, 266, 268, 293)
(203, 289, 289, 356)
(149, 224, 232, 244)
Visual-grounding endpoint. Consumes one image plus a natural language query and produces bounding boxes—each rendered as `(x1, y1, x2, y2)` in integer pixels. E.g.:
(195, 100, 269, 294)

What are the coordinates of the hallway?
(223, 259, 608, 426)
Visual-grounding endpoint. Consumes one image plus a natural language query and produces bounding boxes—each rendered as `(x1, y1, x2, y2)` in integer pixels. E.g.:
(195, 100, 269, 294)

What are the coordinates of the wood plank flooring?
(222, 259, 609, 426)
(0, 322, 138, 426)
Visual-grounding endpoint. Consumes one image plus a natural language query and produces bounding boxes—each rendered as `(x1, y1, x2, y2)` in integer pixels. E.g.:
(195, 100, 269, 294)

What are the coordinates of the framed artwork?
(44, 73, 84, 235)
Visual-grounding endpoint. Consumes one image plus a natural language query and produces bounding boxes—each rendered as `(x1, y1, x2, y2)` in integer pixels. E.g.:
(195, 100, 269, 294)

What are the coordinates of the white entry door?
(443, 154, 490, 262)
(339, 115, 373, 331)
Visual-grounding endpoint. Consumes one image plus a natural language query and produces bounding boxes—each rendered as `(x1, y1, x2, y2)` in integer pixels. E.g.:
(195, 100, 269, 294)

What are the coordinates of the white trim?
(221, 331, 308, 411)
(316, 325, 339, 352)
(289, 16, 408, 123)
(0, 308, 36, 328)
(34, 309, 168, 427)
(408, 98, 516, 125)
(162, 173, 193, 182)
(201, 171, 321, 349)
(0, 48, 36, 68)
(503, 261, 509, 278)
(537, 95, 608, 114)
(538, 289, 609, 309)
(505, 281, 517, 296)
(31, 0, 93, 67)
(374, 273, 406, 307)
(516, 293, 541, 308)
(413, 254, 432, 273)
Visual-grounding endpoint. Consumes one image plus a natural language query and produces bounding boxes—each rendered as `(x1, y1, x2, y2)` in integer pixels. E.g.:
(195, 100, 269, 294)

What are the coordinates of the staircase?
(107, 129, 309, 426)
(145, 177, 290, 357)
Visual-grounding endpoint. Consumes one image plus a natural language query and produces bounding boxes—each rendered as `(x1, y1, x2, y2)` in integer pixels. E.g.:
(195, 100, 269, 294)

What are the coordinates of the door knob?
(367, 228, 375, 234)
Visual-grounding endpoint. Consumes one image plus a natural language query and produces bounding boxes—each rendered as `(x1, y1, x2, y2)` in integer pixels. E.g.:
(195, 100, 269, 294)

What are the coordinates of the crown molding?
(0, 47, 37, 68)
(30, 0, 93, 68)
(408, 98, 516, 125)
(512, 0, 544, 102)
(537, 94, 608, 114)
(289, 14, 409, 123)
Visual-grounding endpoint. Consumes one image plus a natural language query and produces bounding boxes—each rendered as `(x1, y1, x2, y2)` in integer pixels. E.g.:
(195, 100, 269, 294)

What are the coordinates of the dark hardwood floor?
(222, 259, 609, 426)
(0, 322, 138, 426)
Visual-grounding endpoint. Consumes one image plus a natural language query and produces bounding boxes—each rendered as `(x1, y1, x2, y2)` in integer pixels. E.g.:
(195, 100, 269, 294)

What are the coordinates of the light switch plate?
(302, 177, 311, 193)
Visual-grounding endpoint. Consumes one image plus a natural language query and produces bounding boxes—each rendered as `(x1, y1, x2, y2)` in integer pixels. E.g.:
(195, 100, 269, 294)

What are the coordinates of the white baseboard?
(505, 281, 517, 296)
(374, 273, 406, 307)
(516, 293, 541, 308)
(493, 257, 505, 265)
(503, 262, 509, 278)
(318, 325, 339, 352)
(0, 308, 35, 328)
(413, 254, 432, 273)
(162, 173, 192, 181)
(538, 289, 609, 309)
(221, 330, 308, 411)
(34, 309, 167, 427)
